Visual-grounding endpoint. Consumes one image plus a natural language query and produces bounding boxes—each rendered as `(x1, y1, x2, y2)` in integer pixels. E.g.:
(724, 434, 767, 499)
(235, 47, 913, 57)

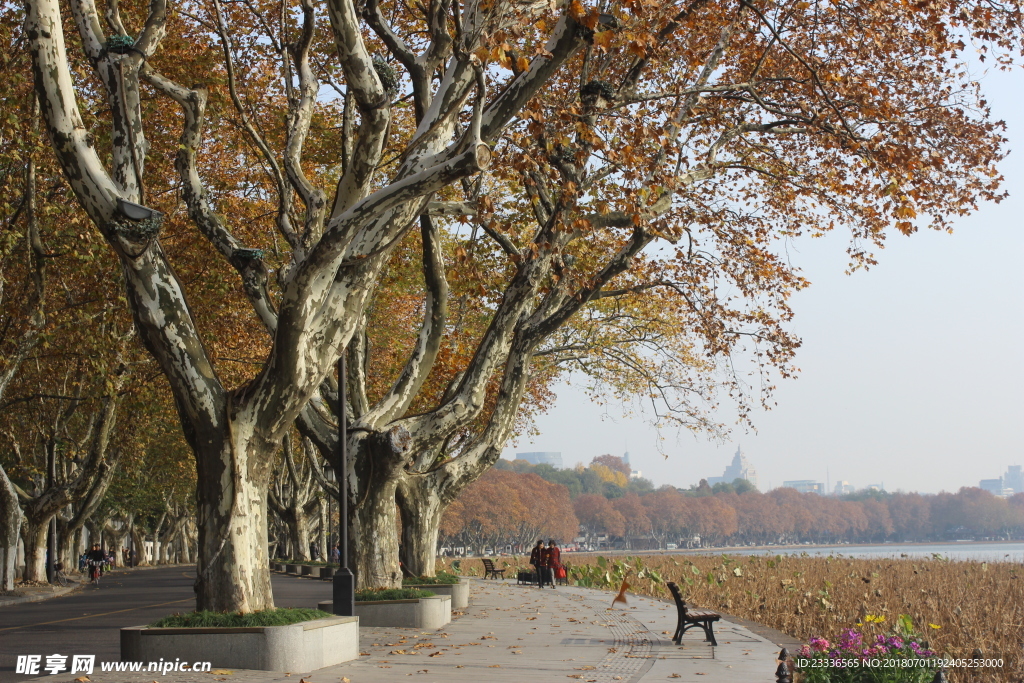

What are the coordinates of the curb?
(0, 582, 82, 608)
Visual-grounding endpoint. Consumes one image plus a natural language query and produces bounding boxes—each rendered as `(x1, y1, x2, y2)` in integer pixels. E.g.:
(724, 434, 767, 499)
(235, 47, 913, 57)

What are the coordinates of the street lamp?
(333, 354, 355, 616)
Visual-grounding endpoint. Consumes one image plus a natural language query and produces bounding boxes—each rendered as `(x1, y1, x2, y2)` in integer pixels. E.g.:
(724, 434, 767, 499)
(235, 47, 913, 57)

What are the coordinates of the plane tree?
(21, 0, 1021, 612)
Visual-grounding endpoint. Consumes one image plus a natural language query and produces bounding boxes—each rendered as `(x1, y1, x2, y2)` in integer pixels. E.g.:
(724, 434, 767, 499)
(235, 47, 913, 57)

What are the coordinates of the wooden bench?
(482, 558, 506, 579)
(666, 581, 720, 646)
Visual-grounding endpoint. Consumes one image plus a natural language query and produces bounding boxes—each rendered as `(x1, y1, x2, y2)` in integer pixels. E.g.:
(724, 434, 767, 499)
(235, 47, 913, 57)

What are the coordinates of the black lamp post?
(332, 354, 355, 616)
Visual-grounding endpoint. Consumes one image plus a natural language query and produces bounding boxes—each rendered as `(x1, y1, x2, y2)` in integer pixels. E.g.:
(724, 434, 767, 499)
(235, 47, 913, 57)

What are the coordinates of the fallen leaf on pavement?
(73, 678, 90, 682)
(211, 671, 233, 676)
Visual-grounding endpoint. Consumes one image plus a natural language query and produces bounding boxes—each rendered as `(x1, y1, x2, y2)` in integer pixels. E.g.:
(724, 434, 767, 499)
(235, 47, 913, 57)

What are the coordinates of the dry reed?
(439, 553, 1023, 682)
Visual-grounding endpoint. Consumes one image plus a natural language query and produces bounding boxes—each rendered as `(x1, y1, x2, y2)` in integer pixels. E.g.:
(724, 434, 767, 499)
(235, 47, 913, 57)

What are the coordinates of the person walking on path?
(530, 540, 547, 587)
(539, 542, 555, 588)
(548, 539, 562, 587)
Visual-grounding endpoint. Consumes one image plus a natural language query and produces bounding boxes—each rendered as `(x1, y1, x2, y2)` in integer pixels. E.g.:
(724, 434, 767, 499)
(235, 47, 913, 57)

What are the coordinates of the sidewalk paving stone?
(19, 578, 790, 683)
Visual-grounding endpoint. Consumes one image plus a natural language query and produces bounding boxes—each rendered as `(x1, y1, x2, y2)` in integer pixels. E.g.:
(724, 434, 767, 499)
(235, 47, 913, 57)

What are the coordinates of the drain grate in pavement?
(568, 597, 661, 683)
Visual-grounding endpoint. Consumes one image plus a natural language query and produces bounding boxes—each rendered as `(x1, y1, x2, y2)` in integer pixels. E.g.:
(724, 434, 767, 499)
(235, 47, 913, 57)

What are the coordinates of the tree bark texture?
(396, 473, 444, 578)
(0, 465, 25, 590)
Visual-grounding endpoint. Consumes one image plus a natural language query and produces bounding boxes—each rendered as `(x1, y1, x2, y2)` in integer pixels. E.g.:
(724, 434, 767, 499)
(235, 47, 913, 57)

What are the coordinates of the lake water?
(677, 541, 1024, 562)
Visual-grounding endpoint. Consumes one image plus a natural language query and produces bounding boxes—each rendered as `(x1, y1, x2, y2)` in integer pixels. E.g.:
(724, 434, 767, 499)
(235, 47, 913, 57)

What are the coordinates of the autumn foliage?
(439, 469, 579, 551)
(459, 458, 1024, 548)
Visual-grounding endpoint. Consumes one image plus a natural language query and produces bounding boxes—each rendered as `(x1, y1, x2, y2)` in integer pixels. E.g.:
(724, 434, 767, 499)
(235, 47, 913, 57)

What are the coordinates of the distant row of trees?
(439, 470, 579, 553)
(439, 456, 1024, 552)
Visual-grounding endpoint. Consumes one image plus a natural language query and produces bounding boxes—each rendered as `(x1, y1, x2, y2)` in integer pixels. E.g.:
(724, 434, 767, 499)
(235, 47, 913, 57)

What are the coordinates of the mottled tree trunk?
(348, 430, 412, 589)
(194, 433, 275, 612)
(286, 511, 311, 562)
(20, 517, 48, 582)
(396, 475, 445, 578)
(317, 500, 327, 562)
(351, 479, 401, 589)
(0, 466, 24, 591)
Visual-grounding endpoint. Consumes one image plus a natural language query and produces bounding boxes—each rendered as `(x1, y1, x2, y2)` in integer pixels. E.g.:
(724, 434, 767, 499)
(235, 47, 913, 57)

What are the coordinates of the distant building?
(833, 480, 855, 495)
(622, 451, 643, 479)
(1002, 465, 1023, 494)
(979, 478, 1013, 498)
(783, 480, 824, 494)
(865, 484, 885, 492)
(707, 446, 759, 490)
(516, 451, 563, 468)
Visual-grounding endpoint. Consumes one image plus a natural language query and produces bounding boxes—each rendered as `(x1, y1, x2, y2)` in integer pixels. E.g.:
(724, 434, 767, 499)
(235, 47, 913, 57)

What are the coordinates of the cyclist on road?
(86, 544, 105, 583)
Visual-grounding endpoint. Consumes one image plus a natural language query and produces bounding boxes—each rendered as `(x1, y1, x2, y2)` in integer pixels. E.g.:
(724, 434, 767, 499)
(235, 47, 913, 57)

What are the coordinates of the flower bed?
(795, 616, 939, 683)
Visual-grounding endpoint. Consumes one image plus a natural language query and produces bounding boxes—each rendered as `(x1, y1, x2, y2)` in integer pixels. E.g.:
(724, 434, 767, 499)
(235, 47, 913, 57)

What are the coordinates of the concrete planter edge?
(407, 581, 469, 610)
(120, 616, 359, 672)
(318, 595, 451, 629)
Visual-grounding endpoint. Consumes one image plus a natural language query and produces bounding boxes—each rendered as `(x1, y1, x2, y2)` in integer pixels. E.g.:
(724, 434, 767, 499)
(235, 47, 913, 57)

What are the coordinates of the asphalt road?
(0, 567, 335, 683)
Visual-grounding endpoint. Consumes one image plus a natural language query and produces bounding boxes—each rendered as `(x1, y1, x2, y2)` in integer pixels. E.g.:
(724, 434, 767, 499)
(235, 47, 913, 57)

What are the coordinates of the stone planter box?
(286, 563, 301, 575)
(300, 565, 312, 576)
(410, 581, 469, 610)
(320, 567, 335, 580)
(318, 595, 450, 630)
(121, 616, 358, 671)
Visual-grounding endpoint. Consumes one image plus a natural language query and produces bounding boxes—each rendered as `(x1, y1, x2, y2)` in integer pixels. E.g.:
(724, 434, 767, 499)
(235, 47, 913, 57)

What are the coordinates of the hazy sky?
(502, 67, 1024, 496)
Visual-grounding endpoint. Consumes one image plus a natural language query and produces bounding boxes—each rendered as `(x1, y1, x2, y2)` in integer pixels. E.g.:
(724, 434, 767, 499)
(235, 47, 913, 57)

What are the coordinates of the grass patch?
(403, 571, 460, 585)
(355, 587, 435, 601)
(150, 608, 331, 628)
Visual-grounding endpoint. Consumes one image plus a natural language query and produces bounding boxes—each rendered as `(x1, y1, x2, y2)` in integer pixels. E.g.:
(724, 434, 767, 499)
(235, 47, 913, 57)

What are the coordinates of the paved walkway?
(18, 578, 793, 683)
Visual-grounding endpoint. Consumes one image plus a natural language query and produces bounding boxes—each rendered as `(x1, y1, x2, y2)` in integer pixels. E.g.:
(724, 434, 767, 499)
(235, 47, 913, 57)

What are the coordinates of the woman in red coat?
(547, 539, 562, 588)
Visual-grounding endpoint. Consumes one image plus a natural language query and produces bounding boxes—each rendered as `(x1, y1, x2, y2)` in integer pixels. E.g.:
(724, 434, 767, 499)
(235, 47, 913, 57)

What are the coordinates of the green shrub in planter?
(403, 571, 460, 585)
(355, 587, 436, 601)
(150, 608, 331, 628)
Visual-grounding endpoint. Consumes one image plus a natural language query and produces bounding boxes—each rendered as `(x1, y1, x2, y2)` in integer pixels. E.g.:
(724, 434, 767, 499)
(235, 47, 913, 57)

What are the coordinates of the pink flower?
(809, 637, 831, 652)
